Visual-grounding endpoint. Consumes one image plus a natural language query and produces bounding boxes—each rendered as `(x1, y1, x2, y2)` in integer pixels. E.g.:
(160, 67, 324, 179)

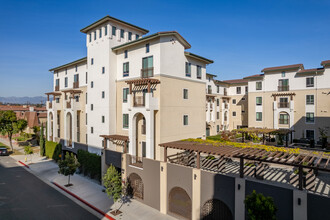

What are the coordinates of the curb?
(18, 160, 30, 168)
(51, 181, 115, 220)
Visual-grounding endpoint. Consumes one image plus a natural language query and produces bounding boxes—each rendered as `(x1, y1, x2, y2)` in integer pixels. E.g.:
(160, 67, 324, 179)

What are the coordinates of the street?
(0, 156, 98, 220)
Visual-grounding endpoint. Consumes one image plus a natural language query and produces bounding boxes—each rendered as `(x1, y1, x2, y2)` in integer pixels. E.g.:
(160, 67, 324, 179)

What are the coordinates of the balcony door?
(142, 56, 153, 78)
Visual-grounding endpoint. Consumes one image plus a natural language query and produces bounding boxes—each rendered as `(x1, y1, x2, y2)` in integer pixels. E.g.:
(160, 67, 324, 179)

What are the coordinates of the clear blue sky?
(1, 0, 329, 97)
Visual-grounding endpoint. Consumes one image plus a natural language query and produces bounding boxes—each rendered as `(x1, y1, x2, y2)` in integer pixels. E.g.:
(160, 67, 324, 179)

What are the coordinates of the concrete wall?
(307, 193, 330, 220)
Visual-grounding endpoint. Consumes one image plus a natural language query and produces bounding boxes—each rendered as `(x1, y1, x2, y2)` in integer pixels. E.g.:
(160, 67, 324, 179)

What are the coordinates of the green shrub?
(245, 190, 277, 220)
(45, 141, 62, 161)
(77, 149, 101, 181)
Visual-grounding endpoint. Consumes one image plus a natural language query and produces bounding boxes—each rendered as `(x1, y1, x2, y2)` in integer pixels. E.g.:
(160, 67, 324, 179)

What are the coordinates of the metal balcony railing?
(278, 85, 289, 91)
(73, 81, 79, 88)
(134, 96, 145, 107)
(48, 102, 52, 108)
(129, 155, 143, 168)
(55, 85, 59, 91)
(66, 101, 71, 108)
(278, 102, 289, 108)
(279, 119, 289, 125)
(141, 67, 154, 78)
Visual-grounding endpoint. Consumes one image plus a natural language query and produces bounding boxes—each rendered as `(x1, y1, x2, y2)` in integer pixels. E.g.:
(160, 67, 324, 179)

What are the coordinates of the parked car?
(0, 147, 8, 156)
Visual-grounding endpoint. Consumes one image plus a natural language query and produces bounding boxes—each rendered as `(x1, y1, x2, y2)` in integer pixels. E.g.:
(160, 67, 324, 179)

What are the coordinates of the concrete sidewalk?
(10, 154, 175, 220)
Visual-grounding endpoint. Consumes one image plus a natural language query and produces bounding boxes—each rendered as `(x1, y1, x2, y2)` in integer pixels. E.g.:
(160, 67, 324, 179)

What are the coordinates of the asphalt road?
(0, 156, 98, 220)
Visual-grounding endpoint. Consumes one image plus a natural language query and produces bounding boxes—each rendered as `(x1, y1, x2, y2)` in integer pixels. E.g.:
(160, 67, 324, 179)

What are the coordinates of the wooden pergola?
(125, 78, 160, 94)
(100, 134, 129, 153)
(206, 94, 216, 101)
(271, 92, 296, 101)
(159, 140, 330, 190)
(61, 89, 82, 97)
(45, 92, 61, 101)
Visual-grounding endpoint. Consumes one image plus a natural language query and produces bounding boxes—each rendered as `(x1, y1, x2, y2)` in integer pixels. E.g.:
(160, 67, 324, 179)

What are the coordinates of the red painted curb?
(52, 182, 115, 220)
(18, 161, 29, 168)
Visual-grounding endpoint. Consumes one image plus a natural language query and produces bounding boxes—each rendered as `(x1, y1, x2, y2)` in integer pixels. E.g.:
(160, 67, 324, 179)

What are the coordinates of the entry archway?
(128, 173, 144, 200)
(169, 187, 191, 219)
(201, 199, 233, 220)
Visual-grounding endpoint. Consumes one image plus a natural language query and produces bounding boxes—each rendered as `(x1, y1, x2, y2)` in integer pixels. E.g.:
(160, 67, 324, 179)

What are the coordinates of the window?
(102, 91, 105, 98)
(75, 95, 79, 102)
(123, 88, 129, 103)
(104, 26, 107, 35)
(123, 62, 129, 77)
(217, 99, 219, 106)
(91, 104, 93, 111)
(306, 112, 314, 123)
(123, 114, 129, 128)
(102, 67, 105, 74)
(236, 87, 241, 94)
(279, 113, 289, 124)
(94, 31, 96, 40)
(207, 85, 212, 94)
(102, 116, 105, 123)
(86, 92, 87, 104)
(86, 113, 87, 125)
(91, 81, 94, 88)
(183, 89, 188, 99)
(256, 97, 262, 106)
(112, 26, 116, 36)
(245, 86, 248, 94)
(306, 77, 314, 87)
(256, 112, 262, 121)
(232, 99, 236, 104)
(279, 97, 288, 108)
(146, 43, 150, 53)
(55, 97, 60, 103)
(64, 77, 68, 87)
(65, 69, 67, 75)
(120, 29, 124, 38)
(217, 85, 220, 93)
(75, 65, 78, 72)
(256, 81, 262, 90)
(217, 125, 220, 133)
(306, 130, 315, 140)
(183, 115, 188, 125)
(217, 112, 220, 119)
(233, 111, 236, 116)
(91, 127, 93, 134)
(91, 58, 94, 65)
(124, 50, 128, 58)
(136, 34, 139, 39)
(185, 62, 191, 77)
(142, 56, 153, 77)
(281, 71, 286, 77)
(306, 95, 314, 105)
(128, 32, 132, 40)
(242, 97, 246, 101)
(197, 65, 202, 79)
(99, 28, 102, 38)
(74, 74, 79, 83)
(278, 79, 289, 91)
(55, 79, 59, 87)
(85, 72, 88, 84)
(89, 34, 91, 42)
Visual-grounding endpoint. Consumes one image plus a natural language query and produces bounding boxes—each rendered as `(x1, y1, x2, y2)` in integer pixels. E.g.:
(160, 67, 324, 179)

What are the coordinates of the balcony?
(278, 102, 289, 108)
(73, 81, 79, 88)
(66, 101, 71, 109)
(224, 116, 228, 122)
(141, 67, 154, 78)
(278, 85, 289, 92)
(133, 95, 145, 107)
(207, 89, 212, 94)
(224, 103, 228, 109)
(129, 155, 143, 168)
(224, 90, 228, 96)
(48, 101, 52, 109)
(279, 119, 289, 125)
(55, 85, 59, 91)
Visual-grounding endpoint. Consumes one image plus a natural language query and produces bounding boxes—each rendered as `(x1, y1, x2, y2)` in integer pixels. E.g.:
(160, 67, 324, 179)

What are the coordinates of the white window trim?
(305, 112, 315, 124)
(183, 114, 189, 126)
(256, 112, 262, 122)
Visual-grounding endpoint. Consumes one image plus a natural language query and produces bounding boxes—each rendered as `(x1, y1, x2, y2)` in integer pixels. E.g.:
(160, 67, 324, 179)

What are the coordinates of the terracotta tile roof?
(38, 113, 47, 118)
(321, 60, 330, 66)
(222, 79, 248, 84)
(243, 74, 264, 79)
(0, 105, 46, 112)
(261, 64, 304, 72)
(297, 68, 324, 74)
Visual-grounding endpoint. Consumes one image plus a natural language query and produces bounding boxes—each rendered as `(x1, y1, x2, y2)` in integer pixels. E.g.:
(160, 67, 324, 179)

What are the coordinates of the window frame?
(112, 26, 116, 36)
(123, 114, 129, 129)
(256, 97, 262, 106)
(256, 81, 262, 90)
(256, 112, 262, 121)
(306, 112, 315, 123)
(123, 88, 129, 103)
(236, 87, 241, 94)
(185, 62, 191, 77)
(306, 95, 314, 105)
(306, 77, 314, 87)
(196, 65, 202, 79)
(123, 62, 129, 77)
(183, 89, 188, 99)
(183, 115, 189, 126)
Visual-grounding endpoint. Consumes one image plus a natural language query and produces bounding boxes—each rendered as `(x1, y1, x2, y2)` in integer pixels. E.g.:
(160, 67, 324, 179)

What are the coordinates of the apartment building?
(245, 62, 330, 141)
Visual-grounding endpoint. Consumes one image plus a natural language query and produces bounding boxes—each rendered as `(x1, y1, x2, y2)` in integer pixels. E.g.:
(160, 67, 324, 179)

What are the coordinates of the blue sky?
(0, 0, 329, 97)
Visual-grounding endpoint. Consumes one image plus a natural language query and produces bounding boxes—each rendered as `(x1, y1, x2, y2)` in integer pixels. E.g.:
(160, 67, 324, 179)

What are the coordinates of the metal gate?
(169, 187, 192, 219)
(128, 173, 144, 200)
(201, 199, 233, 220)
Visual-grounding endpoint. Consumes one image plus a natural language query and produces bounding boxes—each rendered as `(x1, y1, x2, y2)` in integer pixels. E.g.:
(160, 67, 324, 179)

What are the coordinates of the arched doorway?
(134, 113, 146, 160)
(169, 187, 191, 219)
(49, 112, 53, 141)
(279, 112, 290, 127)
(128, 173, 144, 200)
(66, 112, 72, 147)
(201, 199, 233, 220)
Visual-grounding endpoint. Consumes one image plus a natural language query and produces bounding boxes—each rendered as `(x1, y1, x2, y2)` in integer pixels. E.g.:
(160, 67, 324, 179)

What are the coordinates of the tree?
(58, 152, 80, 187)
(244, 190, 277, 220)
(39, 123, 45, 156)
(103, 165, 128, 214)
(0, 110, 27, 152)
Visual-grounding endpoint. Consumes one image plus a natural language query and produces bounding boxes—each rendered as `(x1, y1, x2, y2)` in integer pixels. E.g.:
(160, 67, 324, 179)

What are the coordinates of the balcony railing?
(279, 119, 289, 125)
(278, 85, 289, 91)
(141, 124, 146, 135)
(129, 155, 143, 168)
(207, 89, 212, 94)
(55, 85, 59, 91)
(48, 102, 52, 109)
(224, 116, 228, 122)
(73, 81, 79, 88)
(134, 96, 145, 107)
(141, 67, 154, 78)
(224, 91, 228, 96)
(66, 101, 71, 108)
(278, 102, 289, 108)
(224, 103, 228, 109)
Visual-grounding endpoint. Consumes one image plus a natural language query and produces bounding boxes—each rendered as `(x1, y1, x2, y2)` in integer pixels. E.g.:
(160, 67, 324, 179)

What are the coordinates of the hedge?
(77, 149, 101, 181)
(45, 141, 62, 161)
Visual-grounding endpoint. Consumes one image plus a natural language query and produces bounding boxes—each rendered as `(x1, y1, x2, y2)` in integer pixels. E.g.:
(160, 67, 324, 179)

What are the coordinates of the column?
(235, 177, 246, 220)
(146, 111, 155, 159)
(160, 162, 168, 214)
(293, 190, 307, 220)
(192, 168, 201, 220)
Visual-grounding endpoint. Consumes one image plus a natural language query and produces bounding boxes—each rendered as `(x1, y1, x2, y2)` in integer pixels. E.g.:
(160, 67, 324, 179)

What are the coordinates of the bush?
(245, 190, 277, 220)
(77, 149, 101, 181)
(45, 141, 62, 161)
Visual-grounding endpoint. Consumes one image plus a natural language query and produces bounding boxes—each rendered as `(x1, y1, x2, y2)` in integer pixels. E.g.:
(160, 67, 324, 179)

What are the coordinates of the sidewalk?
(10, 154, 176, 220)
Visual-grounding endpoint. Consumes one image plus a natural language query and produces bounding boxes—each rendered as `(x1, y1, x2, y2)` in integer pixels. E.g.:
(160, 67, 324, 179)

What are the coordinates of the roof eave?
(49, 57, 87, 72)
(184, 52, 214, 64)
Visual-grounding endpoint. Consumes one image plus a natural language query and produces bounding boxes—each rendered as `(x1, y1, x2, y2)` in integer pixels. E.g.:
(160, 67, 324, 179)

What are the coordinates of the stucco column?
(128, 112, 136, 156)
(146, 110, 155, 159)
(160, 162, 168, 214)
(235, 177, 245, 220)
(192, 168, 201, 220)
(121, 153, 128, 182)
(293, 190, 307, 220)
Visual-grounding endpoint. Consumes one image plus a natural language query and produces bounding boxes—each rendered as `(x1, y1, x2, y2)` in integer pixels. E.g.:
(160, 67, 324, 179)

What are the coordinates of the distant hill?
(0, 96, 47, 105)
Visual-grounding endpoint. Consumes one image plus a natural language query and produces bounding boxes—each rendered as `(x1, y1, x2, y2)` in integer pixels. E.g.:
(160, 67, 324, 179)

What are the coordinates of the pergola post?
(196, 152, 200, 169)
(103, 137, 107, 149)
(298, 166, 303, 190)
(164, 147, 167, 162)
(147, 82, 151, 93)
(240, 157, 244, 178)
(124, 141, 128, 153)
(129, 83, 132, 94)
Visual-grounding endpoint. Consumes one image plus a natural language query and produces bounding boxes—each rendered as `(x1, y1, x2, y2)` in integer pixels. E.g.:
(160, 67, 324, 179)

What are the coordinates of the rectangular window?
(86, 113, 87, 125)
(279, 97, 289, 108)
(217, 99, 220, 106)
(306, 130, 315, 140)
(99, 28, 102, 38)
(91, 58, 94, 65)
(256, 112, 262, 121)
(142, 56, 153, 77)
(91, 81, 94, 88)
(64, 77, 68, 87)
(75, 65, 78, 72)
(217, 112, 220, 119)
(197, 65, 202, 79)
(306, 95, 314, 105)
(123, 114, 129, 129)
(124, 50, 128, 58)
(102, 116, 105, 123)
(306, 112, 314, 123)
(102, 67, 105, 74)
(233, 111, 236, 116)
(217, 85, 220, 93)
(256, 97, 262, 106)
(74, 74, 79, 82)
(185, 62, 191, 77)
(278, 79, 289, 91)
(75, 95, 79, 102)
(128, 32, 132, 40)
(245, 86, 248, 94)
(232, 99, 236, 104)
(120, 29, 124, 38)
(91, 104, 93, 111)
(123, 62, 129, 77)
(217, 125, 220, 133)
(85, 72, 88, 84)
(281, 71, 286, 77)
(112, 26, 116, 35)
(94, 31, 96, 40)
(136, 34, 139, 39)
(236, 87, 241, 94)
(183, 89, 188, 99)
(55, 79, 59, 87)
(86, 92, 87, 104)
(104, 26, 107, 35)
(55, 97, 60, 103)
(123, 88, 129, 103)
(65, 69, 67, 75)
(91, 127, 93, 134)
(256, 81, 262, 90)
(102, 91, 105, 98)
(306, 77, 314, 87)
(183, 115, 188, 125)
(146, 43, 150, 53)
(279, 114, 289, 124)
(89, 34, 91, 42)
